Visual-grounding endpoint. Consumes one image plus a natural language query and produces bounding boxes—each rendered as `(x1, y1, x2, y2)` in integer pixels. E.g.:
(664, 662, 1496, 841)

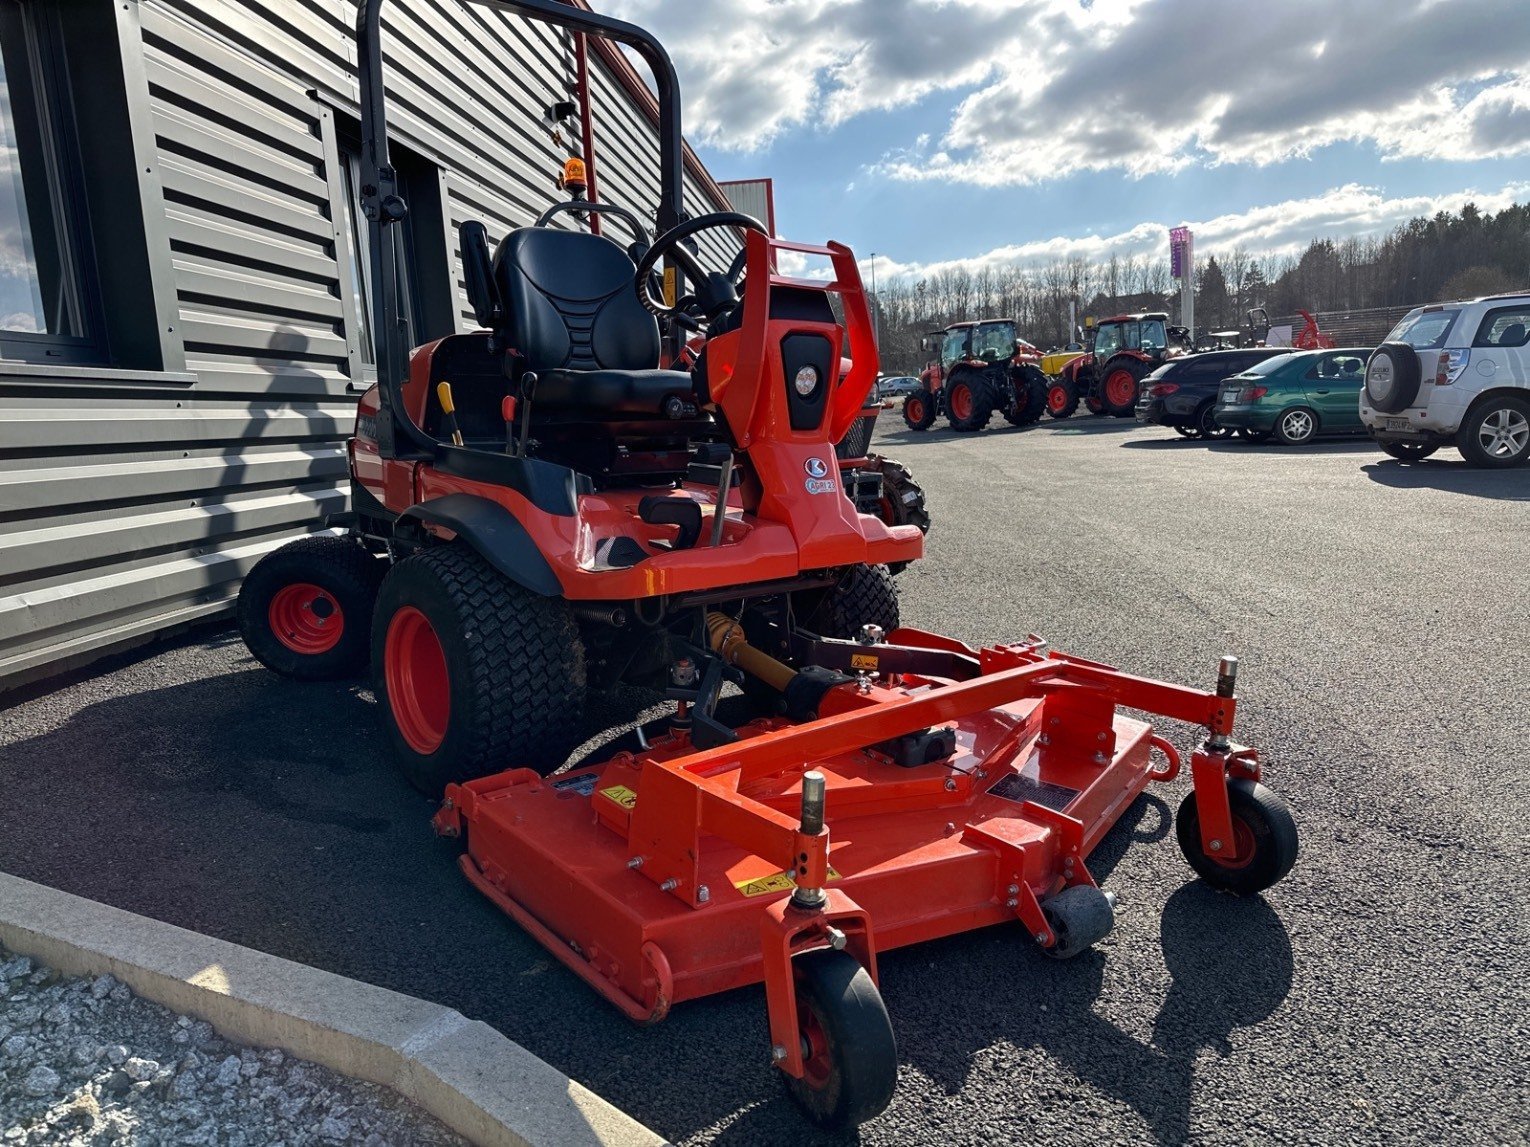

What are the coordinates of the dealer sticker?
(805, 478, 837, 495)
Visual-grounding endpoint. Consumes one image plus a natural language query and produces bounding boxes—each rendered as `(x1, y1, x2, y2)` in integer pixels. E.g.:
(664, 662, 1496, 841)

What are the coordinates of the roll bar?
(355, 0, 687, 458)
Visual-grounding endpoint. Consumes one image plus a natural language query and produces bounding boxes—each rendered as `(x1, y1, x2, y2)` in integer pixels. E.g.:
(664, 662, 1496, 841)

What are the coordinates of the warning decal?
(599, 784, 638, 810)
(734, 865, 842, 898)
(850, 653, 879, 672)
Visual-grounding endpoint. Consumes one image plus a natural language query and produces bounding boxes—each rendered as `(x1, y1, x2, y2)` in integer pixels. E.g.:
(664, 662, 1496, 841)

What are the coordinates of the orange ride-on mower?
(235, 0, 1299, 1131)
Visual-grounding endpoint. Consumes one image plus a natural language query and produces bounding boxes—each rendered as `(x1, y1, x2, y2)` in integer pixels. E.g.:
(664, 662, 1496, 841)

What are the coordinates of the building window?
(0, 0, 99, 363)
(336, 138, 423, 369)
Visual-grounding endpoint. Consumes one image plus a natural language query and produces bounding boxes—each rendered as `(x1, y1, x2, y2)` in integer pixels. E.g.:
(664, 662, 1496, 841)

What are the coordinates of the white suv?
(1360, 294, 1530, 467)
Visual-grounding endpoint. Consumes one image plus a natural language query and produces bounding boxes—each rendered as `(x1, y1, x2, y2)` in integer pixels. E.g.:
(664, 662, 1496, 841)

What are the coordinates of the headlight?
(794, 365, 820, 396)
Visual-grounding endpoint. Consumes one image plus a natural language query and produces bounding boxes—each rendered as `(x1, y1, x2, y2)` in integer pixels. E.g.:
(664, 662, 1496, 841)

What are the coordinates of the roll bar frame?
(354, 0, 687, 458)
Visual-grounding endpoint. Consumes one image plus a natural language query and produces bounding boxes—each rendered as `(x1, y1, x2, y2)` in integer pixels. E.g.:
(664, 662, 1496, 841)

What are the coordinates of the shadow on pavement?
(1361, 458, 1530, 500)
(1121, 436, 1378, 455)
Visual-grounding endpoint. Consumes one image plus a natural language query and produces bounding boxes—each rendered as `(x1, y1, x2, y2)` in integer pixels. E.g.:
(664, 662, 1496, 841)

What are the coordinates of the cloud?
(862, 181, 1530, 281)
(605, 0, 1530, 181)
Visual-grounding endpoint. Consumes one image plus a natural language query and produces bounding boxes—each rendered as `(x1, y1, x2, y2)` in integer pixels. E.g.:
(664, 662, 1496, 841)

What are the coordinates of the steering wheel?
(634, 211, 769, 330)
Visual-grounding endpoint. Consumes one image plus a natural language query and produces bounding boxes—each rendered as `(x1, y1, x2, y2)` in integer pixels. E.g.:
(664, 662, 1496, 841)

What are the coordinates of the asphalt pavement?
(3, 411, 1528, 1145)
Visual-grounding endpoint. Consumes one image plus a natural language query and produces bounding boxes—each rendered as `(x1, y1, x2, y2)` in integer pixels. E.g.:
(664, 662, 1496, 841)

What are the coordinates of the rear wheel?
(238, 535, 385, 680)
(1237, 428, 1272, 442)
(1196, 401, 1231, 439)
(372, 545, 586, 796)
(1176, 779, 1299, 895)
(783, 950, 897, 1131)
(1273, 406, 1318, 445)
(1045, 377, 1081, 419)
(1100, 361, 1144, 417)
(1458, 396, 1530, 468)
(1004, 367, 1049, 426)
(901, 391, 936, 431)
(1379, 440, 1437, 462)
(945, 371, 993, 432)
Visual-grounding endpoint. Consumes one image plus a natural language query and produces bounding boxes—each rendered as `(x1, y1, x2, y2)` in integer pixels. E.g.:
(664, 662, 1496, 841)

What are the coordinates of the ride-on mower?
(237, 0, 1298, 1130)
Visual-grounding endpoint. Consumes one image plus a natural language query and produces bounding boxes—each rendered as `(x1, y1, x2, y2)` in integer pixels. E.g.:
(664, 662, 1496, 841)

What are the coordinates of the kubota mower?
(236, 0, 1298, 1130)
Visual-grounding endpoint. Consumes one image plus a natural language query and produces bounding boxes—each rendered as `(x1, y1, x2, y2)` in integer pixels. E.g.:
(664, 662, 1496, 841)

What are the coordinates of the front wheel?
(1379, 440, 1437, 462)
(1173, 425, 1201, 439)
(372, 545, 586, 796)
(1004, 367, 1049, 426)
(1045, 377, 1081, 419)
(1458, 396, 1530, 468)
(1273, 406, 1318, 445)
(901, 391, 936, 432)
(783, 950, 897, 1131)
(238, 535, 386, 680)
(1176, 779, 1299, 895)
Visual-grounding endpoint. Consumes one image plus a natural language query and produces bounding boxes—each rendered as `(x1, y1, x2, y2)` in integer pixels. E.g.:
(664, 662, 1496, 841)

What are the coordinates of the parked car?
(876, 375, 920, 400)
(1360, 294, 1530, 467)
(1213, 348, 1372, 445)
(1134, 347, 1288, 437)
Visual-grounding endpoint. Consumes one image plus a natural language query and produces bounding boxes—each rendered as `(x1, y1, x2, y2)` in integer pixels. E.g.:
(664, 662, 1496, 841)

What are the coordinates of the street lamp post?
(868, 252, 879, 347)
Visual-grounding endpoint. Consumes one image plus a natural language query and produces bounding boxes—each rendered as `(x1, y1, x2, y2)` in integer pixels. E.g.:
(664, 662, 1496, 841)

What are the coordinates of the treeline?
(872, 201, 1530, 374)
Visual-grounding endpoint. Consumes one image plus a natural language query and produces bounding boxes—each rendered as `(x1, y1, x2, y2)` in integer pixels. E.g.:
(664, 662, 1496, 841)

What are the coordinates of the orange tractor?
(234, 0, 1299, 1131)
(902, 319, 1050, 432)
(1049, 312, 1192, 418)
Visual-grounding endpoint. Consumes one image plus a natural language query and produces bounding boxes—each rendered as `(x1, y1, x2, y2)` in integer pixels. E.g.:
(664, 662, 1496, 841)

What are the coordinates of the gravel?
(0, 944, 465, 1146)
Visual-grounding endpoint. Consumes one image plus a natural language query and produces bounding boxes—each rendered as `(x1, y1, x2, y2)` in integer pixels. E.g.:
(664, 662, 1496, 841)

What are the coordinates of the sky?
(603, 0, 1530, 284)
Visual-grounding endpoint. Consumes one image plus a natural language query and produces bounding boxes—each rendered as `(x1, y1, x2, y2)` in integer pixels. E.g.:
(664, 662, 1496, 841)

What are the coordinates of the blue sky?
(606, 0, 1530, 281)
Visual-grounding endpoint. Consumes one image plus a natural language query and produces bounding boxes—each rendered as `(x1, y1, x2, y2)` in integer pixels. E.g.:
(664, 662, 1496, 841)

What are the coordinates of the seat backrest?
(491, 228, 660, 373)
(1499, 322, 1526, 347)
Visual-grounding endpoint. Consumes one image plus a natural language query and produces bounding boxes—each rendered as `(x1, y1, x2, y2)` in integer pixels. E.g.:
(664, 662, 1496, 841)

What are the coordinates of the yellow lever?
(436, 381, 464, 446)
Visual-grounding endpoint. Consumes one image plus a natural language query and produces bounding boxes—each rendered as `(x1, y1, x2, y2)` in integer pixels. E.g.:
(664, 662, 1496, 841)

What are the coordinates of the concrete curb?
(0, 872, 667, 1147)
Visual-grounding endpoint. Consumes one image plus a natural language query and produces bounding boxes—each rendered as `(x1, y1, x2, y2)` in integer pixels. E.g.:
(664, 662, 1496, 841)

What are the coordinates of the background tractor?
(902, 319, 1049, 432)
(1050, 312, 1191, 419)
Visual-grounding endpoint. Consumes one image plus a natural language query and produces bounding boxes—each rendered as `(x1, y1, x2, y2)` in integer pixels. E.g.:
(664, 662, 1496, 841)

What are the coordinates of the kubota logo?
(804, 457, 829, 479)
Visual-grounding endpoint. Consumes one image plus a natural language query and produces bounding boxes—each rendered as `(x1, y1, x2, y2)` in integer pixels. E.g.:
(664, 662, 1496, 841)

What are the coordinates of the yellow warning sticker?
(599, 785, 637, 810)
(850, 653, 879, 672)
(662, 266, 678, 308)
(734, 866, 842, 898)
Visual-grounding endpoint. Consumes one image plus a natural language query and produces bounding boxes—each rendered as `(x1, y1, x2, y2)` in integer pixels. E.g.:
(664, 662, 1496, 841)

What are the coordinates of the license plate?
(1385, 417, 1411, 431)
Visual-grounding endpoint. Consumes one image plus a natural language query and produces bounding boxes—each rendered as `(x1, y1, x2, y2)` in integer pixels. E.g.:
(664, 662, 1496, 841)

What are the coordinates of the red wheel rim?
(1048, 384, 1068, 412)
(268, 583, 344, 655)
(1105, 370, 1137, 407)
(906, 396, 924, 423)
(385, 606, 450, 755)
(797, 998, 833, 1090)
(950, 384, 972, 420)
(1211, 814, 1258, 871)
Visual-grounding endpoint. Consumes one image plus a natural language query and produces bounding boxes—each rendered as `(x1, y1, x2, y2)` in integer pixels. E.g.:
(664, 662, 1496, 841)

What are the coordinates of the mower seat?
(492, 226, 694, 418)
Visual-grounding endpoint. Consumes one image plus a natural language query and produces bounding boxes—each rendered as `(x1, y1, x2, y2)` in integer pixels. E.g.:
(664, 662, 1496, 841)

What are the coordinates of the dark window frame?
(0, 0, 105, 365)
(1471, 304, 1530, 349)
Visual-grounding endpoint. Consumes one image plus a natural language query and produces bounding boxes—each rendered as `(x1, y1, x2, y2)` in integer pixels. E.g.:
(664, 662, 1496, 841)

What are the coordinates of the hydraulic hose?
(705, 612, 796, 693)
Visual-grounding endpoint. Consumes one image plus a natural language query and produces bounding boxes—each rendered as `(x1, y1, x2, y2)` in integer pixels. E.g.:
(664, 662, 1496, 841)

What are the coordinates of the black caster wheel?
(784, 949, 897, 1131)
(1176, 779, 1299, 895)
(1040, 885, 1116, 959)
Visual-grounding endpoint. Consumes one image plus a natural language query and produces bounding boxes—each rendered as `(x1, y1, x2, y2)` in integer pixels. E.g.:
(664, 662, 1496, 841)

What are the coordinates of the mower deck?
(445, 698, 1156, 1018)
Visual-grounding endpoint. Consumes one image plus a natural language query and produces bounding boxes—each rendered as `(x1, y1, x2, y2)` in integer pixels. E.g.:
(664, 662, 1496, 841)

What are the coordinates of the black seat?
(492, 227, 692, 416)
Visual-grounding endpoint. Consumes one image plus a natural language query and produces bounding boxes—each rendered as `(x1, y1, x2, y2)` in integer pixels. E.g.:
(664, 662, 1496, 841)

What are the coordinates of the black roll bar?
(355, 0, 688, 458)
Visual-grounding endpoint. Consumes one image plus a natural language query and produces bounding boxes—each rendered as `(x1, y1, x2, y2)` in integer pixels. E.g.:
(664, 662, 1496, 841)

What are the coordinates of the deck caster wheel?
(1040, 885, 1116, 959)
(784, 950, 897, 1131)
(1176, 779, 1299, 895)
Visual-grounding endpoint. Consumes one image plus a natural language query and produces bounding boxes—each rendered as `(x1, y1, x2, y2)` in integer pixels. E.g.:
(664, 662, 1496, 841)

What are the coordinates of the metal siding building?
(0, 0, 735, 690)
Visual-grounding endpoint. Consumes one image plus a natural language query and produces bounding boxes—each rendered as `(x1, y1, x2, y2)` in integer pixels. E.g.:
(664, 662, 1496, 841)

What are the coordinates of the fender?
(398, 493, 563, 597)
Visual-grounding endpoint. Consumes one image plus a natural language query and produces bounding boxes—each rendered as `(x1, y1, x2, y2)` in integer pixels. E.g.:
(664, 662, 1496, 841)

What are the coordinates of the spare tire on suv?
(1365, 342, 1422, 413)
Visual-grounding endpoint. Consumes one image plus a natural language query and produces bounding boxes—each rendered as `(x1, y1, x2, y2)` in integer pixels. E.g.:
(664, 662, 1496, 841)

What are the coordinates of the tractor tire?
(902, 390, 936, 431)
(944, 370, 994, 433)
(1099, 359, 1146, 417)
(1004, 366, 1049, 426)
(238, 535, 386, 681)
(871, 456, 929, 575)
(1045, 376, 1081, 419)
(812, 564, 899, 638)
(371, 544, 586, 796)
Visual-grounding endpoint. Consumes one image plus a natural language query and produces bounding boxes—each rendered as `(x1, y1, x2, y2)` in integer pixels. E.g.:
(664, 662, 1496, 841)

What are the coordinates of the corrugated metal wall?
(0, 0, 734, 690)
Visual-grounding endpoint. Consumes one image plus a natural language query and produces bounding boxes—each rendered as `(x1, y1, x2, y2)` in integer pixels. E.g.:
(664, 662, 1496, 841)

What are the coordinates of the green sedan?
(1213, 348, 1373, 444)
